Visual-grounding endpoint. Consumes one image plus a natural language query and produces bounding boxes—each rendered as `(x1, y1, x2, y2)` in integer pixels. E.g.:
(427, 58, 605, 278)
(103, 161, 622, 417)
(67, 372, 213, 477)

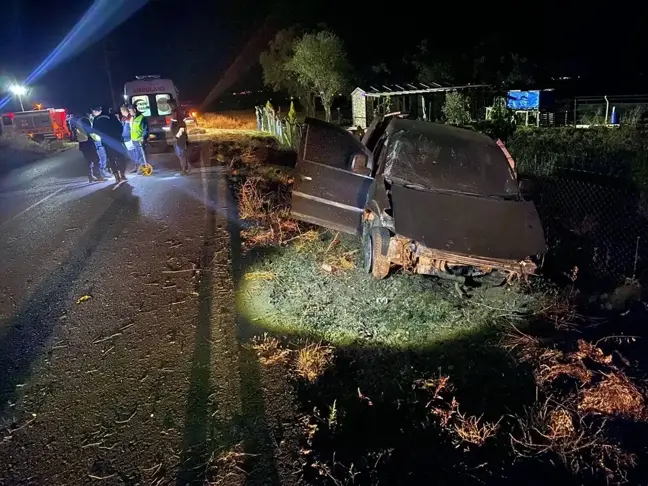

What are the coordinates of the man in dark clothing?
(168, 99, 189, 175)
(75, 114, 104, 182)
(89, 107, 111, 179)
(91, 106, 128, 182)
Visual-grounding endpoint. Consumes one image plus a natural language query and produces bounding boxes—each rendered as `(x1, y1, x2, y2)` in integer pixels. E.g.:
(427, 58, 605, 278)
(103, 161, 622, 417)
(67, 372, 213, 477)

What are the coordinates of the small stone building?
(351, 83, 490, 129)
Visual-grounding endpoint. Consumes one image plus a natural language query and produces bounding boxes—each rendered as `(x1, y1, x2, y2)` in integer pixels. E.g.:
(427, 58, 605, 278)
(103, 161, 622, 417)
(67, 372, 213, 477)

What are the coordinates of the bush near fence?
(508, 127, 648, 188)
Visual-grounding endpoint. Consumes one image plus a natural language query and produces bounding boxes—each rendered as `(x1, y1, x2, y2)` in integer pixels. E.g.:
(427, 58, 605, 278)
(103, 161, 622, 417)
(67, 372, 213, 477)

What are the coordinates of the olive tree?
(259, 28, 316, 116)
(287, 31, 350, 122)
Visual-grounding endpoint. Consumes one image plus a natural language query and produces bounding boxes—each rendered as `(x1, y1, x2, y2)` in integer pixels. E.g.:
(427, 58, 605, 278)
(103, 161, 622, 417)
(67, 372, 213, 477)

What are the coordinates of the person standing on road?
(120, 105, 137, 170)
(104, 111, 128, 182)
(76, 114, 105, 182)
(168, 99, 189, 175)
(128, 104, 149, 173)
(89, 107, 111, 180)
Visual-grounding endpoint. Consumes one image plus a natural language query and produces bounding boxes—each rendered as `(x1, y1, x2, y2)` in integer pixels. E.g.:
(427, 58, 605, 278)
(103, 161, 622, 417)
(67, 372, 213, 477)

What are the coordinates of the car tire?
(362, 221, 373, 274)
(371, 228, 391, 279)
(364, 225, 390, 280)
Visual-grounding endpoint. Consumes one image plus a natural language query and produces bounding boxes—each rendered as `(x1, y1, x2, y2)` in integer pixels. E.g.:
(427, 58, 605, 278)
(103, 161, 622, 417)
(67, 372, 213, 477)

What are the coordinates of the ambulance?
(123, 75, 179, 149)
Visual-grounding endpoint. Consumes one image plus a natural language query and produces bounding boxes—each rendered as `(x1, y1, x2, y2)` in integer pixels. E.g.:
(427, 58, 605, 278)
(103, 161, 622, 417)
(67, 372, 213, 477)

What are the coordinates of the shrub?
(506, 127, 648, 187)
(442, 91, 471, 126)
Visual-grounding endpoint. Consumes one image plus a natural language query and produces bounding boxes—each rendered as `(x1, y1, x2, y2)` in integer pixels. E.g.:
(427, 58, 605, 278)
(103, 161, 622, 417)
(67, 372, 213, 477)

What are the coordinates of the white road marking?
(112, 180, 128, 191)
(0, 187, 67, 229)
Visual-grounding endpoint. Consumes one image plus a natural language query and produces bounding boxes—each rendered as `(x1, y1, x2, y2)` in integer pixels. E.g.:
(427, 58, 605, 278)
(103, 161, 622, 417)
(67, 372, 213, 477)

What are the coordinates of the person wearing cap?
(128, 104, 149, 173)
(89, 106, 111, 179)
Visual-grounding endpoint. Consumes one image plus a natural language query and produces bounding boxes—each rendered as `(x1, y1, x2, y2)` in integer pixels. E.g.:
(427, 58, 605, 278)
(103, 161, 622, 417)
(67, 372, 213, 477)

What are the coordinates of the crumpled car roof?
(383, 119, 519, 197)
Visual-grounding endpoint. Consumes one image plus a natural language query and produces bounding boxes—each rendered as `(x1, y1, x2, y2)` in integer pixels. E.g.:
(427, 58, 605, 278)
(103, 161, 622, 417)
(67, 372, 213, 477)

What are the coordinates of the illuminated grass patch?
(237, 233, 542, 349)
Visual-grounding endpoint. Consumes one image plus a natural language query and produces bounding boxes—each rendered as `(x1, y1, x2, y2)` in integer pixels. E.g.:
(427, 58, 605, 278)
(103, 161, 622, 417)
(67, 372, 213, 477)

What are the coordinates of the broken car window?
(384, 129, 519, 198)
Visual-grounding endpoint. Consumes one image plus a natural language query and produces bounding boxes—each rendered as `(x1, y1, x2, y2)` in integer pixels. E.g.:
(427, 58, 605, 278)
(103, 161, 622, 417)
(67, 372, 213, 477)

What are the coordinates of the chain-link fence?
(255, 106, 303, 150)
(529, 168, 648, 288)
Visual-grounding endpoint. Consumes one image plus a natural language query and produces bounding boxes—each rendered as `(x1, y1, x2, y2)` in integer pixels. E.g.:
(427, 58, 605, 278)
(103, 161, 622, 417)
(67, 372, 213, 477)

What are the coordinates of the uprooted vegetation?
(243, 295, 648, 485)
(224, 131, 648, 484)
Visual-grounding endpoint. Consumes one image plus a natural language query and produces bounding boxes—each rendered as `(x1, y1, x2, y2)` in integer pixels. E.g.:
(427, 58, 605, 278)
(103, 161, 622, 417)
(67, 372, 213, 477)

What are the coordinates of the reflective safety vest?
(76, 126, 89, 143)
(131, 115, 146, 141)
(89, 117, 101, 142)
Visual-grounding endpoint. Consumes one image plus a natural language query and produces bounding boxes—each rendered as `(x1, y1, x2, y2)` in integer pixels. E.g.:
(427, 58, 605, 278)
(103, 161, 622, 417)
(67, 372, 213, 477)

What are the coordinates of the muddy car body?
(291, 116, 547, 282)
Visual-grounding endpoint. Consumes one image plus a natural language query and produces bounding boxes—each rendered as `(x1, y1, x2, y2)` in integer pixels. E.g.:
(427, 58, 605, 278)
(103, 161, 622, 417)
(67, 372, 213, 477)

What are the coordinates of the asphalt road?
(0, 148, 290, 485)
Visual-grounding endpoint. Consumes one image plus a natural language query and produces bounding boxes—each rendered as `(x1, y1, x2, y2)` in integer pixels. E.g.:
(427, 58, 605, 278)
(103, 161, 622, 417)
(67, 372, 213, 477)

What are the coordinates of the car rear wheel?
(362, 223, 391, 279)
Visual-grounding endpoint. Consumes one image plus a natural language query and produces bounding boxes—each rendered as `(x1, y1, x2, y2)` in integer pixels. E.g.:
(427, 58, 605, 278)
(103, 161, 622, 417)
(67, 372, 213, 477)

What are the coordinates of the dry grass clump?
(511, 398, 637, 483)
(238, 177, 268, 220)
(579, 373, 645, 419)
(539, 360, 593, 384)
(319, 232, 358, 273)
(573, 339, 613, 365)
(453, 413, 501, 446)
(501, 331, 542, 362)
(249, 334, 292, 366)
(521, 337, 645, 421)
(548, 407, 576, 438)
(199, 111, 257, 130)
(237, 176, 302, 248)
(207, 443, 248, 486)
(243, 271, 276, 281)
(502, 294, 647, 483)
(417, 376, 500, 447)
(296, 344, 334, 383)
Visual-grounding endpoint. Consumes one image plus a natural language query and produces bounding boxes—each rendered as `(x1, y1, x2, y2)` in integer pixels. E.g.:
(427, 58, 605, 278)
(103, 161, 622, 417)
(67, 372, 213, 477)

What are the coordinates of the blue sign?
(507, 90, 540, 110)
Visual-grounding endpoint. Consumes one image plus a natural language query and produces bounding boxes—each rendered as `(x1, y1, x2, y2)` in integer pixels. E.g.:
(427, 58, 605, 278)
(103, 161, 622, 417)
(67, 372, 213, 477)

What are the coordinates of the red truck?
(0, 108, 71, 142)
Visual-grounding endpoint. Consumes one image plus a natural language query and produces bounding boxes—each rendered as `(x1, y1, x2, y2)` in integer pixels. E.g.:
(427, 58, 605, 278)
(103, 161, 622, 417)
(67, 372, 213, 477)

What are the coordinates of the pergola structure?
(351, 83, 490, 128)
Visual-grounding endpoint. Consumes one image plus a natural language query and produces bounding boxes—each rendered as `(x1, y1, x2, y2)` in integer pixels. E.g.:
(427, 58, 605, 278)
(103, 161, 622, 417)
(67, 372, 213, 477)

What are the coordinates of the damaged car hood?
(383, 121, 546, 260)
(391, 184, 547, 260)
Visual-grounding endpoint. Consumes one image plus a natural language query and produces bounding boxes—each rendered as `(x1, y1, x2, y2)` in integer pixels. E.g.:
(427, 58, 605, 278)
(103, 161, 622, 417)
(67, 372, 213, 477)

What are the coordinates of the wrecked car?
(290, 116, 547, 283)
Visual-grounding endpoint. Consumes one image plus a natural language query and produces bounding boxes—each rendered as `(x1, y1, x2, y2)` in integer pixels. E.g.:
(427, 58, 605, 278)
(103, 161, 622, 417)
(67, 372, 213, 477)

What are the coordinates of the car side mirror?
(351, 153, 371, 176)
(519, 178, 536, 200)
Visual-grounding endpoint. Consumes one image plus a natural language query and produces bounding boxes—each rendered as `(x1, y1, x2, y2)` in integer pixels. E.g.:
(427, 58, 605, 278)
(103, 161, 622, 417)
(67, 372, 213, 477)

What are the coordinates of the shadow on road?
(176, 172, 280, 485)
(227, 186, 282, 486)
(0, 184, 140, 419)
(176, 178, 218, 484)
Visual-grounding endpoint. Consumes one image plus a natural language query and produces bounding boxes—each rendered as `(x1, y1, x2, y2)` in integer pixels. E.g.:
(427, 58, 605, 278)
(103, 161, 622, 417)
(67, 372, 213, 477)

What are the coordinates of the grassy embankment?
(190, 118, 648, 485)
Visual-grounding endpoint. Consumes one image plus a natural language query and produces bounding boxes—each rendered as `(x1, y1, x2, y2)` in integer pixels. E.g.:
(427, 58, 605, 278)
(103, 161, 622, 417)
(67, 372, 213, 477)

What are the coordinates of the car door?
(291, 118, 373, 235)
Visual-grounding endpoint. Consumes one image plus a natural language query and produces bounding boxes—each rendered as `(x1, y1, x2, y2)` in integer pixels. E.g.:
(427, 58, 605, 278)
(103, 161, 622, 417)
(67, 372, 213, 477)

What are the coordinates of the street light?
(10, 85, 27, 111)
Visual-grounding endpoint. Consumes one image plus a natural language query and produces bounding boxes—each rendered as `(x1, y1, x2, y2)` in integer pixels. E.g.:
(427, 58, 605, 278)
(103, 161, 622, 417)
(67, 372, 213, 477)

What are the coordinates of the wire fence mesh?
(529, 168, 648, 288)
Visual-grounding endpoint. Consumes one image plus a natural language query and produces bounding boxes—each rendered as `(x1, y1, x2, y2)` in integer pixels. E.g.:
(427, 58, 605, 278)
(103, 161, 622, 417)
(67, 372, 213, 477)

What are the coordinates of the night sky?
(0, 0, 646, 113)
